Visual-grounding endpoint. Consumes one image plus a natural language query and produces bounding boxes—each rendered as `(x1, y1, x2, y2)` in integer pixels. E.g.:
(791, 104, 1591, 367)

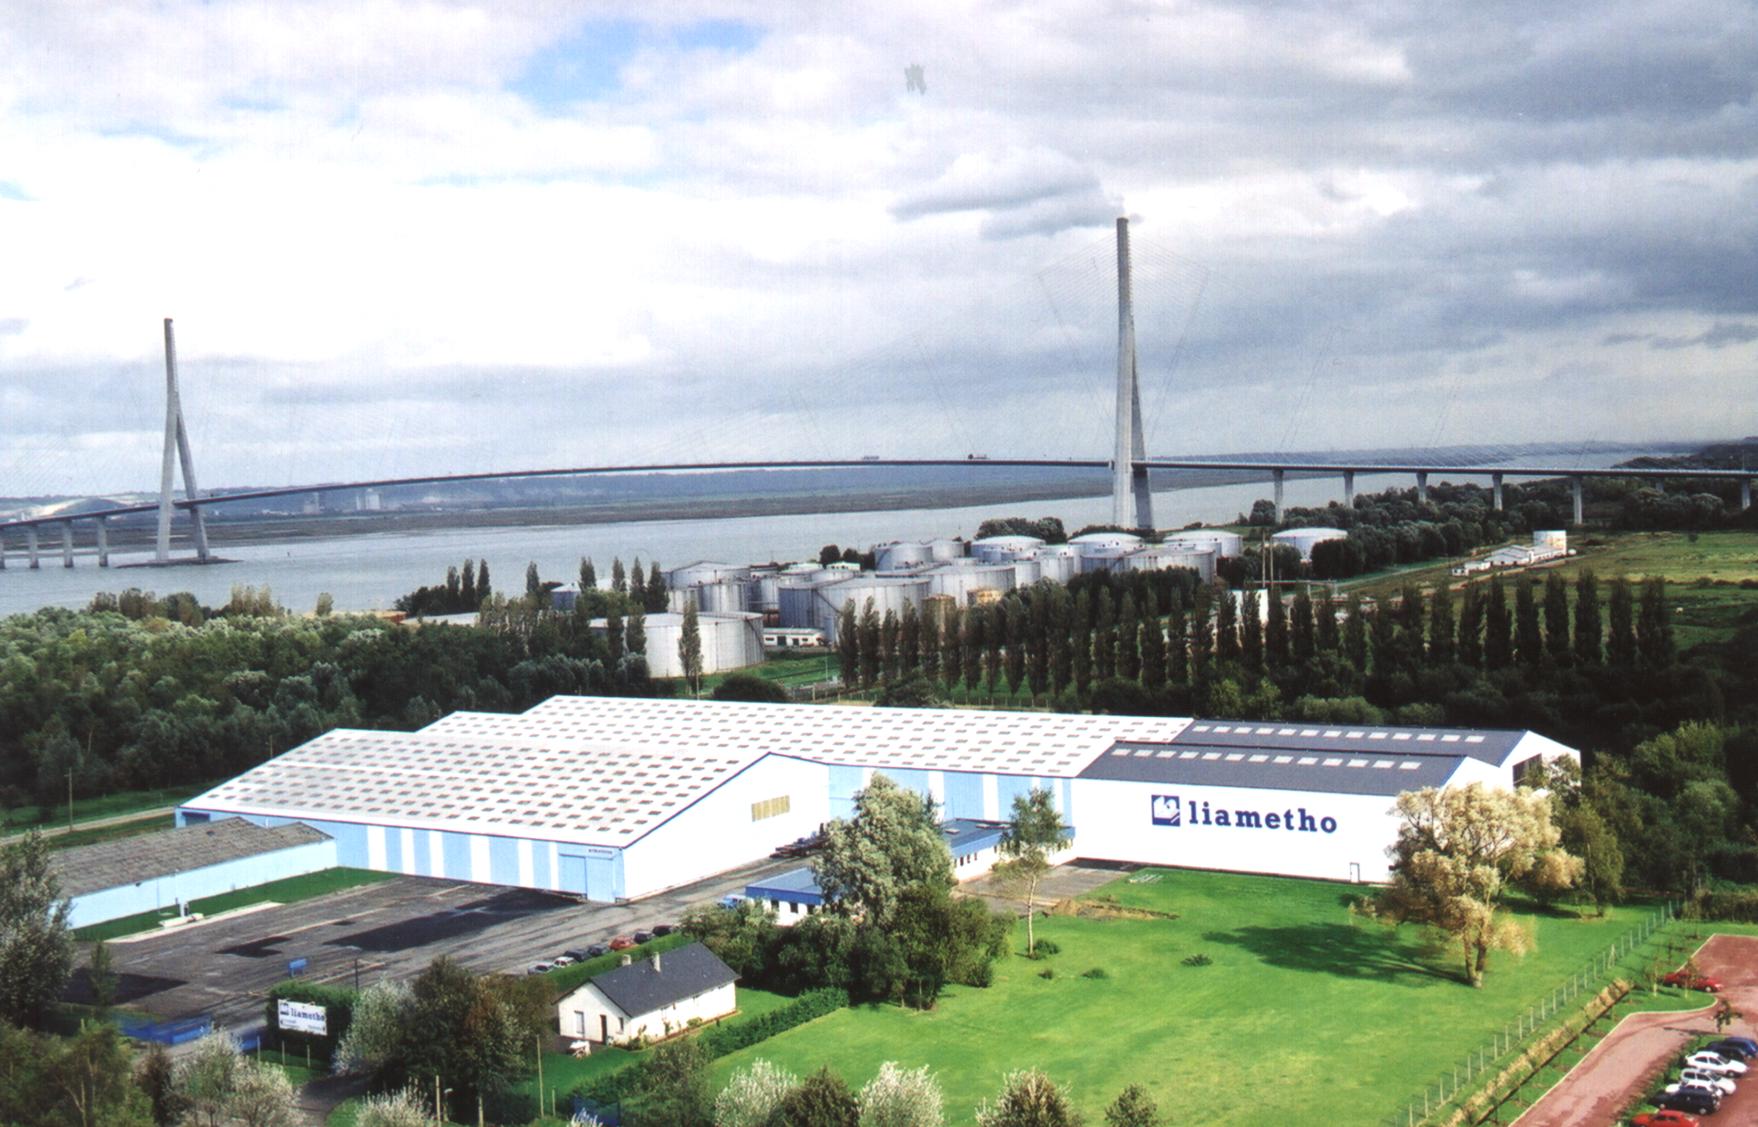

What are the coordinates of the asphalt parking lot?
(82, 853, 806, 1034)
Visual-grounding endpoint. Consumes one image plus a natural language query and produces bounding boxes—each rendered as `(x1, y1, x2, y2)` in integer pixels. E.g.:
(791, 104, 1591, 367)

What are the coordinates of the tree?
(647, 561, 667, 613)
(1103, 1085, 1163, 1127)
(1139, 591, 1166, 693)
(857, 1061, 944, 1127)
(1572, 570, 1602, 666)
(838, 601, 860, 686)
(1166, 593, 1189, 687)
(900, 602, 923, 680)
(47, 1021, 153, 1127)
(605, 604, 625, 667)
(1428, 583, 1455, 664)
(1342, 594, 1367, 671)
(679, 597, 704, 696)
(354, 1087, 431, 1127)
(1607, 577, 1636, 666)
(1638, 577, 1674, 668)
(713, 673, 790, 703)
(225, 1058, 298, 1127)
(395, 957, 525, 1116)
(524, 561, 542, 604)
(715, 1059, 798, 1127)
(1238, 591, 1262, 675)
(86, 939, 116, 1015)
(476, 558, 491, 602)
(1484, 578, 1512, 669)
(0, 831, 73, 1028)
(860, 599, 882, 689)
(772, 1066, 859, 1127)
(626, 607, 647, 658)
(461, 558, 478, 607)
(629, 559, 648, 611)
(1265, 590, 1290, 671)
(136, 1043, 185, 1127)
(976, 1069, 1082, 1127)
(1116, 593, 1141, 683)
(1214, 589, 1239, 665)
(625, 1037, 713, 1127)
(176, 1033, 241, 1127)
(335, 978, 413, 1077)
(313, 592, 334, 617)
(814, 774, 952, 927)
(1291, 589, 1316, 664)
(993, 787, 1071, 957)
(577, 557, 595, 594)
(940, 605, 963, 694)
(611, 557, 627, 595)
(876, 673, 944, 708)
(1543, 573, 1572, 666)
(1514, 578, 1543, 668)
(1456, 583, 1483, 668)
(881, 609, 901, 684)
(1071, 591, 1093, 693)
(1375, 784, 1580, 985)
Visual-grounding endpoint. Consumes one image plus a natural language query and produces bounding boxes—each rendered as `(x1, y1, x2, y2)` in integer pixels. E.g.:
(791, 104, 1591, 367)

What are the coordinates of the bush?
(1684, 889, 1758, 922)
(1081, 967, 1109, 980)
(1037, 967, 1055, 980)
(1029, 939, 1060, 958)
(1182, 953, 1212, 967)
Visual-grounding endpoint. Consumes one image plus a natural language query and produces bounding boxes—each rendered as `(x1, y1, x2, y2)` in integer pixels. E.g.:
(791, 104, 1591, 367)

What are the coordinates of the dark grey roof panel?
(52, 818, 330, 898)
(1175, 720, 1523, 765)
(586, 942, 738, 1017)
(1080, 741, 1462, 796)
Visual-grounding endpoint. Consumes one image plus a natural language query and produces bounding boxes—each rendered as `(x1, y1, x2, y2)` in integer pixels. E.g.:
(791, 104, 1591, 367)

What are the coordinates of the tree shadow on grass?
(1201, 923, 1462, 987)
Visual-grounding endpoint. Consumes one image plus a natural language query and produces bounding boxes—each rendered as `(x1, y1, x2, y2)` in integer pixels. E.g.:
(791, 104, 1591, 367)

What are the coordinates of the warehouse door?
(585, 856, 616, 901)
(559, 855, 588, 897)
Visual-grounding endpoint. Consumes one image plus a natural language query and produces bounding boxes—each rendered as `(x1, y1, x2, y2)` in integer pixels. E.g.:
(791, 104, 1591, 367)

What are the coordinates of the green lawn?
(73, 867, 398, 941)
(699, 651, 839, 693)
(2, 781, 213, 835)
(709, 869, 1687, 1126)
(45, 813, 177, 852)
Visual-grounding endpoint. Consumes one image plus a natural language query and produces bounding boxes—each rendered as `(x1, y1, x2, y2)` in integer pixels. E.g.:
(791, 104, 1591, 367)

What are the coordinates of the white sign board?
(277, 999, 327, 1037)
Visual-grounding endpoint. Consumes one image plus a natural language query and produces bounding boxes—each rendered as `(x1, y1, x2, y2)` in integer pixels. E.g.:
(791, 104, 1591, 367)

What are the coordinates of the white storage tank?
(748, 568, 783, 614)
(929, 538, 967, 562)
(593, 611, 765, 679)
(923, 562, 1017, 603)
(1123, 545, 1216, 581)
(812, 576, 930, 641)
(1160, 530, 1244, 559)
(1031, 544, 1082, 584)
(1272, 527, 1348, 560)
(971, 535, 1045, 563)
(667, 561, 751, 589)
(685, 580, 749, 614)
(1076, 546, 1133, 574)
(1070, 531, 1144, 555)
(1011, 558, 1042, 586)
(876, 541, 936, 571)
(1533, 530, 1567, 551)
(777, 580, 826, 628)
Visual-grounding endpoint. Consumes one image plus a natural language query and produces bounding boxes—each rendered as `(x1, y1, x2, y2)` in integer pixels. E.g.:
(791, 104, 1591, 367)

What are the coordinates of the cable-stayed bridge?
(1, 219, 1751, 570)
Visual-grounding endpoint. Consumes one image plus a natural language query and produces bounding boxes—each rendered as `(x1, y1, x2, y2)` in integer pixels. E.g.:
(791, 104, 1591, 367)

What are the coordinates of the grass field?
(708, 869, 1688, 1126)
(700, 651, 838, 693)
(2, 781, 211, 835)
(43, 813, 177, 852)
(73, 867, 398, 941)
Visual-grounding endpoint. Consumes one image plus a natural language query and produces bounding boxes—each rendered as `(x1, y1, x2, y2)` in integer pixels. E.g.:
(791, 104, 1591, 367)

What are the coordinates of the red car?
(1660, 969, 1723, 992)
(1631, 1110, 1700, 1126)
(608, 935, 636, 951)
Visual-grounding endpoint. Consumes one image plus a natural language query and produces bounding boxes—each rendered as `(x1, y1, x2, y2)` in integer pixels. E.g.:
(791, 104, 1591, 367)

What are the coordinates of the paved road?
(84, 854, 807, 1036)
(1513, 934, 1758, 1127)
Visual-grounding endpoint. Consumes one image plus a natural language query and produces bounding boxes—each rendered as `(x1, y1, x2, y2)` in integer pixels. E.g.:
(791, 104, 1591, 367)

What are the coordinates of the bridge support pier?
(61, 522, 74, 568)
(26, 526, 39, 569)
(1571, 476, 1584, 526)
(1492, 473, 1504, 512)
(1416, 471, 1429, 505)
(0, 531, 6, 569)
(1342, 470, 1355, 508)
(96, 517, 109, 567)
(1272, 468, 1285, 523)
(1742, 479, 1752, 512)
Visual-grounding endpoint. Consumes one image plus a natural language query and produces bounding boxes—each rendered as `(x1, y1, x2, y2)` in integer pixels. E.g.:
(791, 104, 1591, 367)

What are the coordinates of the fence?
(1380, 902, 1678, 1127)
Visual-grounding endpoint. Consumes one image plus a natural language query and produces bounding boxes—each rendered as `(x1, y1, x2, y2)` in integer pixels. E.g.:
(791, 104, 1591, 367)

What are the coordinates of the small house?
(556, 942, 737, 1047)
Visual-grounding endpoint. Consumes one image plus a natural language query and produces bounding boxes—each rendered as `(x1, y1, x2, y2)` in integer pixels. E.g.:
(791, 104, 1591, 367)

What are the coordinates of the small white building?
(556, 942, 738, 1046)
(762, 626, 826, 649)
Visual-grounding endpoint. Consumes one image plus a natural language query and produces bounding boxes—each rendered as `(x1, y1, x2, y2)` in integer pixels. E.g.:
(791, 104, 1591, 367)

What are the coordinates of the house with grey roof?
(555, 941, 737, 1047)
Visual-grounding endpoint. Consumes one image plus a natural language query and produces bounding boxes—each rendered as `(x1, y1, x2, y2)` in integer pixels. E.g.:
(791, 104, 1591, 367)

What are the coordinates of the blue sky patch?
(512, 18, 762, 110)
(0, 181, 29, 201)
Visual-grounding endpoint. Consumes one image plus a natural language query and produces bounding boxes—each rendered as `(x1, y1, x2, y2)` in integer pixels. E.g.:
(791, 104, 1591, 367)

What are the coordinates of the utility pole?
(66, 769, 74, 831)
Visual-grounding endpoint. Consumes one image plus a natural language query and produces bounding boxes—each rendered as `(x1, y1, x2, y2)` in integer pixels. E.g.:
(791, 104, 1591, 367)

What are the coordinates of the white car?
(1672, 1069, 1736, 1097)
(1687, 1050, 1748, 1076)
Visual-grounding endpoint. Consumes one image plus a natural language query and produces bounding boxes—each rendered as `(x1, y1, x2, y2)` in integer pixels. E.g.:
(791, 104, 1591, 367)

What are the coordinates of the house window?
(751, 795, 792, 821)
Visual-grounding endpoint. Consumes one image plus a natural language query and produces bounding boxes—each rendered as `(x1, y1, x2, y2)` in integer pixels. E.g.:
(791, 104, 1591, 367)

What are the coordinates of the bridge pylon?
(155, 318, 210, 563)
(1112, 217, 1153, 531)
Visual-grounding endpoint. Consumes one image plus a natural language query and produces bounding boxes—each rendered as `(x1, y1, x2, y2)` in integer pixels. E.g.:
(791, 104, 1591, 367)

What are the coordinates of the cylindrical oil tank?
(639, 611, 765, 679)
(1031, 544, 1081, 584)
(1076, 546, 1134, 574)
(876, 541, 935, 571)
(970, 534, 1045, 563)
(1123, 545, 1217, 581)
(1160, 530, 1244, 558)
(1011, 559, 1041, 586)
(748, 568, 782, 613)
(1271, 527, 1348, 560)
(666, 561, 751, 589)
(929, 537, 966, 561)
(812, 576, 930, 641)
(777, 580, 825, 628)
(686, 580, 748, 614)
(1533, 529, 1567, 551)
(783, 562, 828, 577)
(1070, 531, 1144, 556)
(923, 562, 1017, 602)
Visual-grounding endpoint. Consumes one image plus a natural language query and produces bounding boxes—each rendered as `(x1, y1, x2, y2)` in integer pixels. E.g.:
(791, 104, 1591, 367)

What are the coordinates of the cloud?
(893, 147, 1116, 239)
(1651, 321, 1758, 350)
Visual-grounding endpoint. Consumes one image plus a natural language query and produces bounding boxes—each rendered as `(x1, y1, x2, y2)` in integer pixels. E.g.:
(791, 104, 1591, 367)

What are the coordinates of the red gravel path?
(1513, 934, 1758, 1127)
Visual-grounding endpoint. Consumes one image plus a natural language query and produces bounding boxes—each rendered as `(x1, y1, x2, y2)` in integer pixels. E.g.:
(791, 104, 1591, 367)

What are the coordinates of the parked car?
(1686, 1051, 1748, 1076)
(633, 929, 654, 944)
(585, 942, 610, 958)
(526, 962, 552, 975)
(1666, 1071, 1733, 1098)
(652, 923, 676, 937)
(563, 948, 591, 962)
(1708, 1037, 1757, 1061)
(718, 894, 746, 909)
(551, 954, 575, 968)
(1630, 1110, 1700, 1127)
(1660, 970, 1723, 992)
(608, 935, 636, 951)
(1656, 1086, 1720, 1115)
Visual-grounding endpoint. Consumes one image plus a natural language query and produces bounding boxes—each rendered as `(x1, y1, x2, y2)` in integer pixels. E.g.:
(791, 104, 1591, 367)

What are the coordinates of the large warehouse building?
(178, 698, 1576, 902)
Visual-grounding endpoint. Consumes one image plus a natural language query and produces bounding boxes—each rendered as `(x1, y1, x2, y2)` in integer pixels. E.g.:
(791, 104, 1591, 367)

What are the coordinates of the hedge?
(543, 932, 696, 999)
(1683, 888, 1758, 922)
(570, 987, 849, 1109)
(264, 980, 357, 1060)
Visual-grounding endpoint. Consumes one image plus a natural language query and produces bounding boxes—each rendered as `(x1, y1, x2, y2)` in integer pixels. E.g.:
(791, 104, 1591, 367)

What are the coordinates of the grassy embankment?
(707, 868, 1705, 1126)
(72, 868, 397, 942)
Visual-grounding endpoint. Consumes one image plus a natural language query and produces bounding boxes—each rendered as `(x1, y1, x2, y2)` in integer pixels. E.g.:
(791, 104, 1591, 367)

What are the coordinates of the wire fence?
(1380, 902, 1680, 1127)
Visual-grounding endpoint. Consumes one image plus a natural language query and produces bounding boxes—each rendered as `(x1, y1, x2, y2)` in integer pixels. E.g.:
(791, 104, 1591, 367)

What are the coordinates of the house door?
(574, 1012, 585, 1037)
(1349, 862, 1362, 884)
(599, 1014, 610, 1043)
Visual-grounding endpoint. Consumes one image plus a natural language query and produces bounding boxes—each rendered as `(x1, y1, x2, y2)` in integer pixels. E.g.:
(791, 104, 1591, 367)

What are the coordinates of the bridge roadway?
(0, 456, 1751, 567)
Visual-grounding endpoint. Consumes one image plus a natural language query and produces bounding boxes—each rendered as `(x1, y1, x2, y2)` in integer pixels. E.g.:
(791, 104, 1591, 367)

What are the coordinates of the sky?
(1, 1, 1755, 495)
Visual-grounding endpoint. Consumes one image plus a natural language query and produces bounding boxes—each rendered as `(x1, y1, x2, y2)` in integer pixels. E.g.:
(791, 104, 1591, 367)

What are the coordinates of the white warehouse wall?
(1072, 778, 1404, 884)
(621, 755, 830, 900)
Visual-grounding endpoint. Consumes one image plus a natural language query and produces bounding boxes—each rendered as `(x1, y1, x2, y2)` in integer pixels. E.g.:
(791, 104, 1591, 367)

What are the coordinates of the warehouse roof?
(745, 868, 824, 905)
(1083, 740, 1463, 796)
(499, 696, 1188, 776)
(183, 729, 767, 847)
(1172, 721, 1525, 766)
(51, 817, 329, 898)
(575, 942, 737, 1017)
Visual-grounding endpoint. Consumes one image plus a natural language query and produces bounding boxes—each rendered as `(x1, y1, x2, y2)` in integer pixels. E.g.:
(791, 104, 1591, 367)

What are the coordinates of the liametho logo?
(1152, 795, 1337, 834)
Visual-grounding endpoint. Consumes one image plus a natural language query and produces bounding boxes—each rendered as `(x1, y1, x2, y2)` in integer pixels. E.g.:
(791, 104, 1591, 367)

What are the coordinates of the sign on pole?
(276, 999, 327, 1037)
